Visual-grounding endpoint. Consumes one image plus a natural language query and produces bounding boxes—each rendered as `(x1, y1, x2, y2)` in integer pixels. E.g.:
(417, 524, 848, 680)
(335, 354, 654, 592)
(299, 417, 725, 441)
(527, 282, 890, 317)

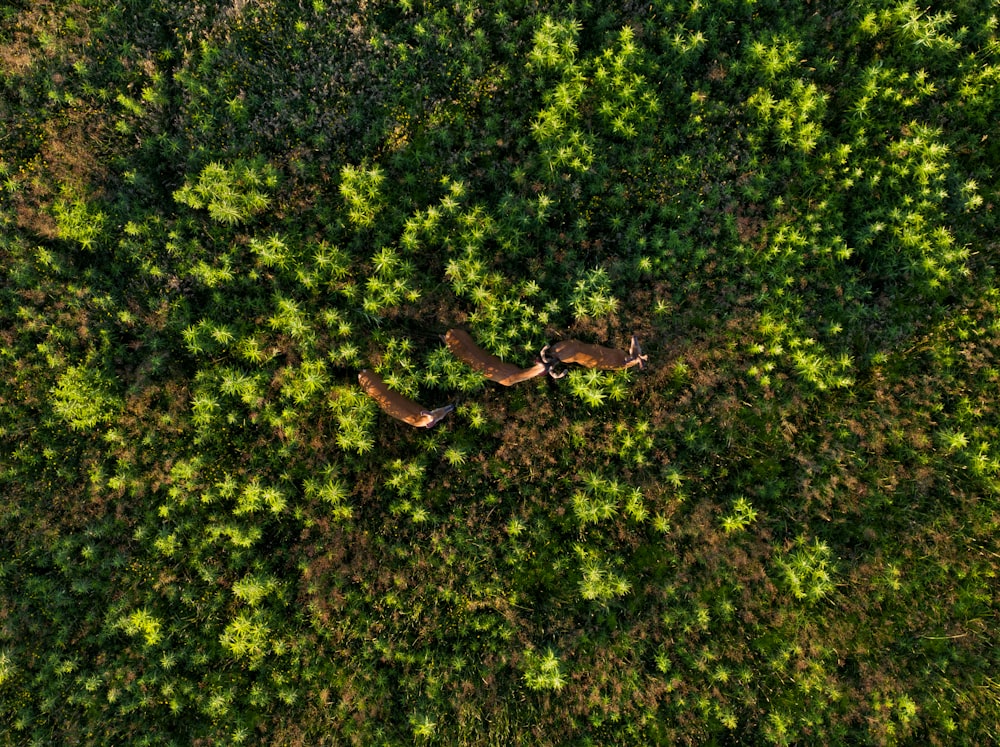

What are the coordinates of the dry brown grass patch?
(0, 2, 91, 76)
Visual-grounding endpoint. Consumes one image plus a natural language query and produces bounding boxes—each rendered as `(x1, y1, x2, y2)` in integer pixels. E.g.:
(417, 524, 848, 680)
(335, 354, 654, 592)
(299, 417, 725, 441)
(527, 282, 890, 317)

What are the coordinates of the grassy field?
(1, 0, 998, 744)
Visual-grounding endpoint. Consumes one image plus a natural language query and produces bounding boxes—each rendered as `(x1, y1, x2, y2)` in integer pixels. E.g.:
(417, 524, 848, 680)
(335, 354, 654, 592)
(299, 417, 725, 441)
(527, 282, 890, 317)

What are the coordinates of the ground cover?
(1, 0, 998, 744)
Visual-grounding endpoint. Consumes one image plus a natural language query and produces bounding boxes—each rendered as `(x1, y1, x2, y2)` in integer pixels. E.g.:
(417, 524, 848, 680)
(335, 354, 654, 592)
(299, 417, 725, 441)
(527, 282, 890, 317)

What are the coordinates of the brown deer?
(444, 329, 550, 386)
(358, 370, 455, 428)
(541, 335, 648, 375)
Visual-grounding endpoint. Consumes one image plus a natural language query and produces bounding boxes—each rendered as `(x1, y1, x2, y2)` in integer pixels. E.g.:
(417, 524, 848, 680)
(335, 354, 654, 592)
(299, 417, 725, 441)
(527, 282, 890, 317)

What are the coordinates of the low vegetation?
(1, 0, 998, 744)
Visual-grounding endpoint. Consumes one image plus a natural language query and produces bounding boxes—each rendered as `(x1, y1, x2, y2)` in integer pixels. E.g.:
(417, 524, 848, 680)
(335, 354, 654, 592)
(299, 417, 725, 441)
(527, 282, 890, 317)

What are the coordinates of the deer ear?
(629, 336, 641, 358)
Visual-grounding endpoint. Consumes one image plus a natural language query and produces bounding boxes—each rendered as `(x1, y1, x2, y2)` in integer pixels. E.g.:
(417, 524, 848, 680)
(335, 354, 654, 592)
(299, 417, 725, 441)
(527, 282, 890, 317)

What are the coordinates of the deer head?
(444, 329, 549, 385)
(358, 370, 455, 428)
(627, 335, 649, 369)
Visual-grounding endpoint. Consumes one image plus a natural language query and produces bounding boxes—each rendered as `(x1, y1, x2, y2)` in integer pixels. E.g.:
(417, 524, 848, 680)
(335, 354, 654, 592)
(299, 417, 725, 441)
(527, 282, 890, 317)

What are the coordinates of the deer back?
(358, 370, 451, 427)
(445, 329, 548, 386)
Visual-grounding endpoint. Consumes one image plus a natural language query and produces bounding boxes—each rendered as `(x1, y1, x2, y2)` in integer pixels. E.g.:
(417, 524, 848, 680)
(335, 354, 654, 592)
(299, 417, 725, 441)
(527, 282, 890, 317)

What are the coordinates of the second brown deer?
(444, 329, 550, 386)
